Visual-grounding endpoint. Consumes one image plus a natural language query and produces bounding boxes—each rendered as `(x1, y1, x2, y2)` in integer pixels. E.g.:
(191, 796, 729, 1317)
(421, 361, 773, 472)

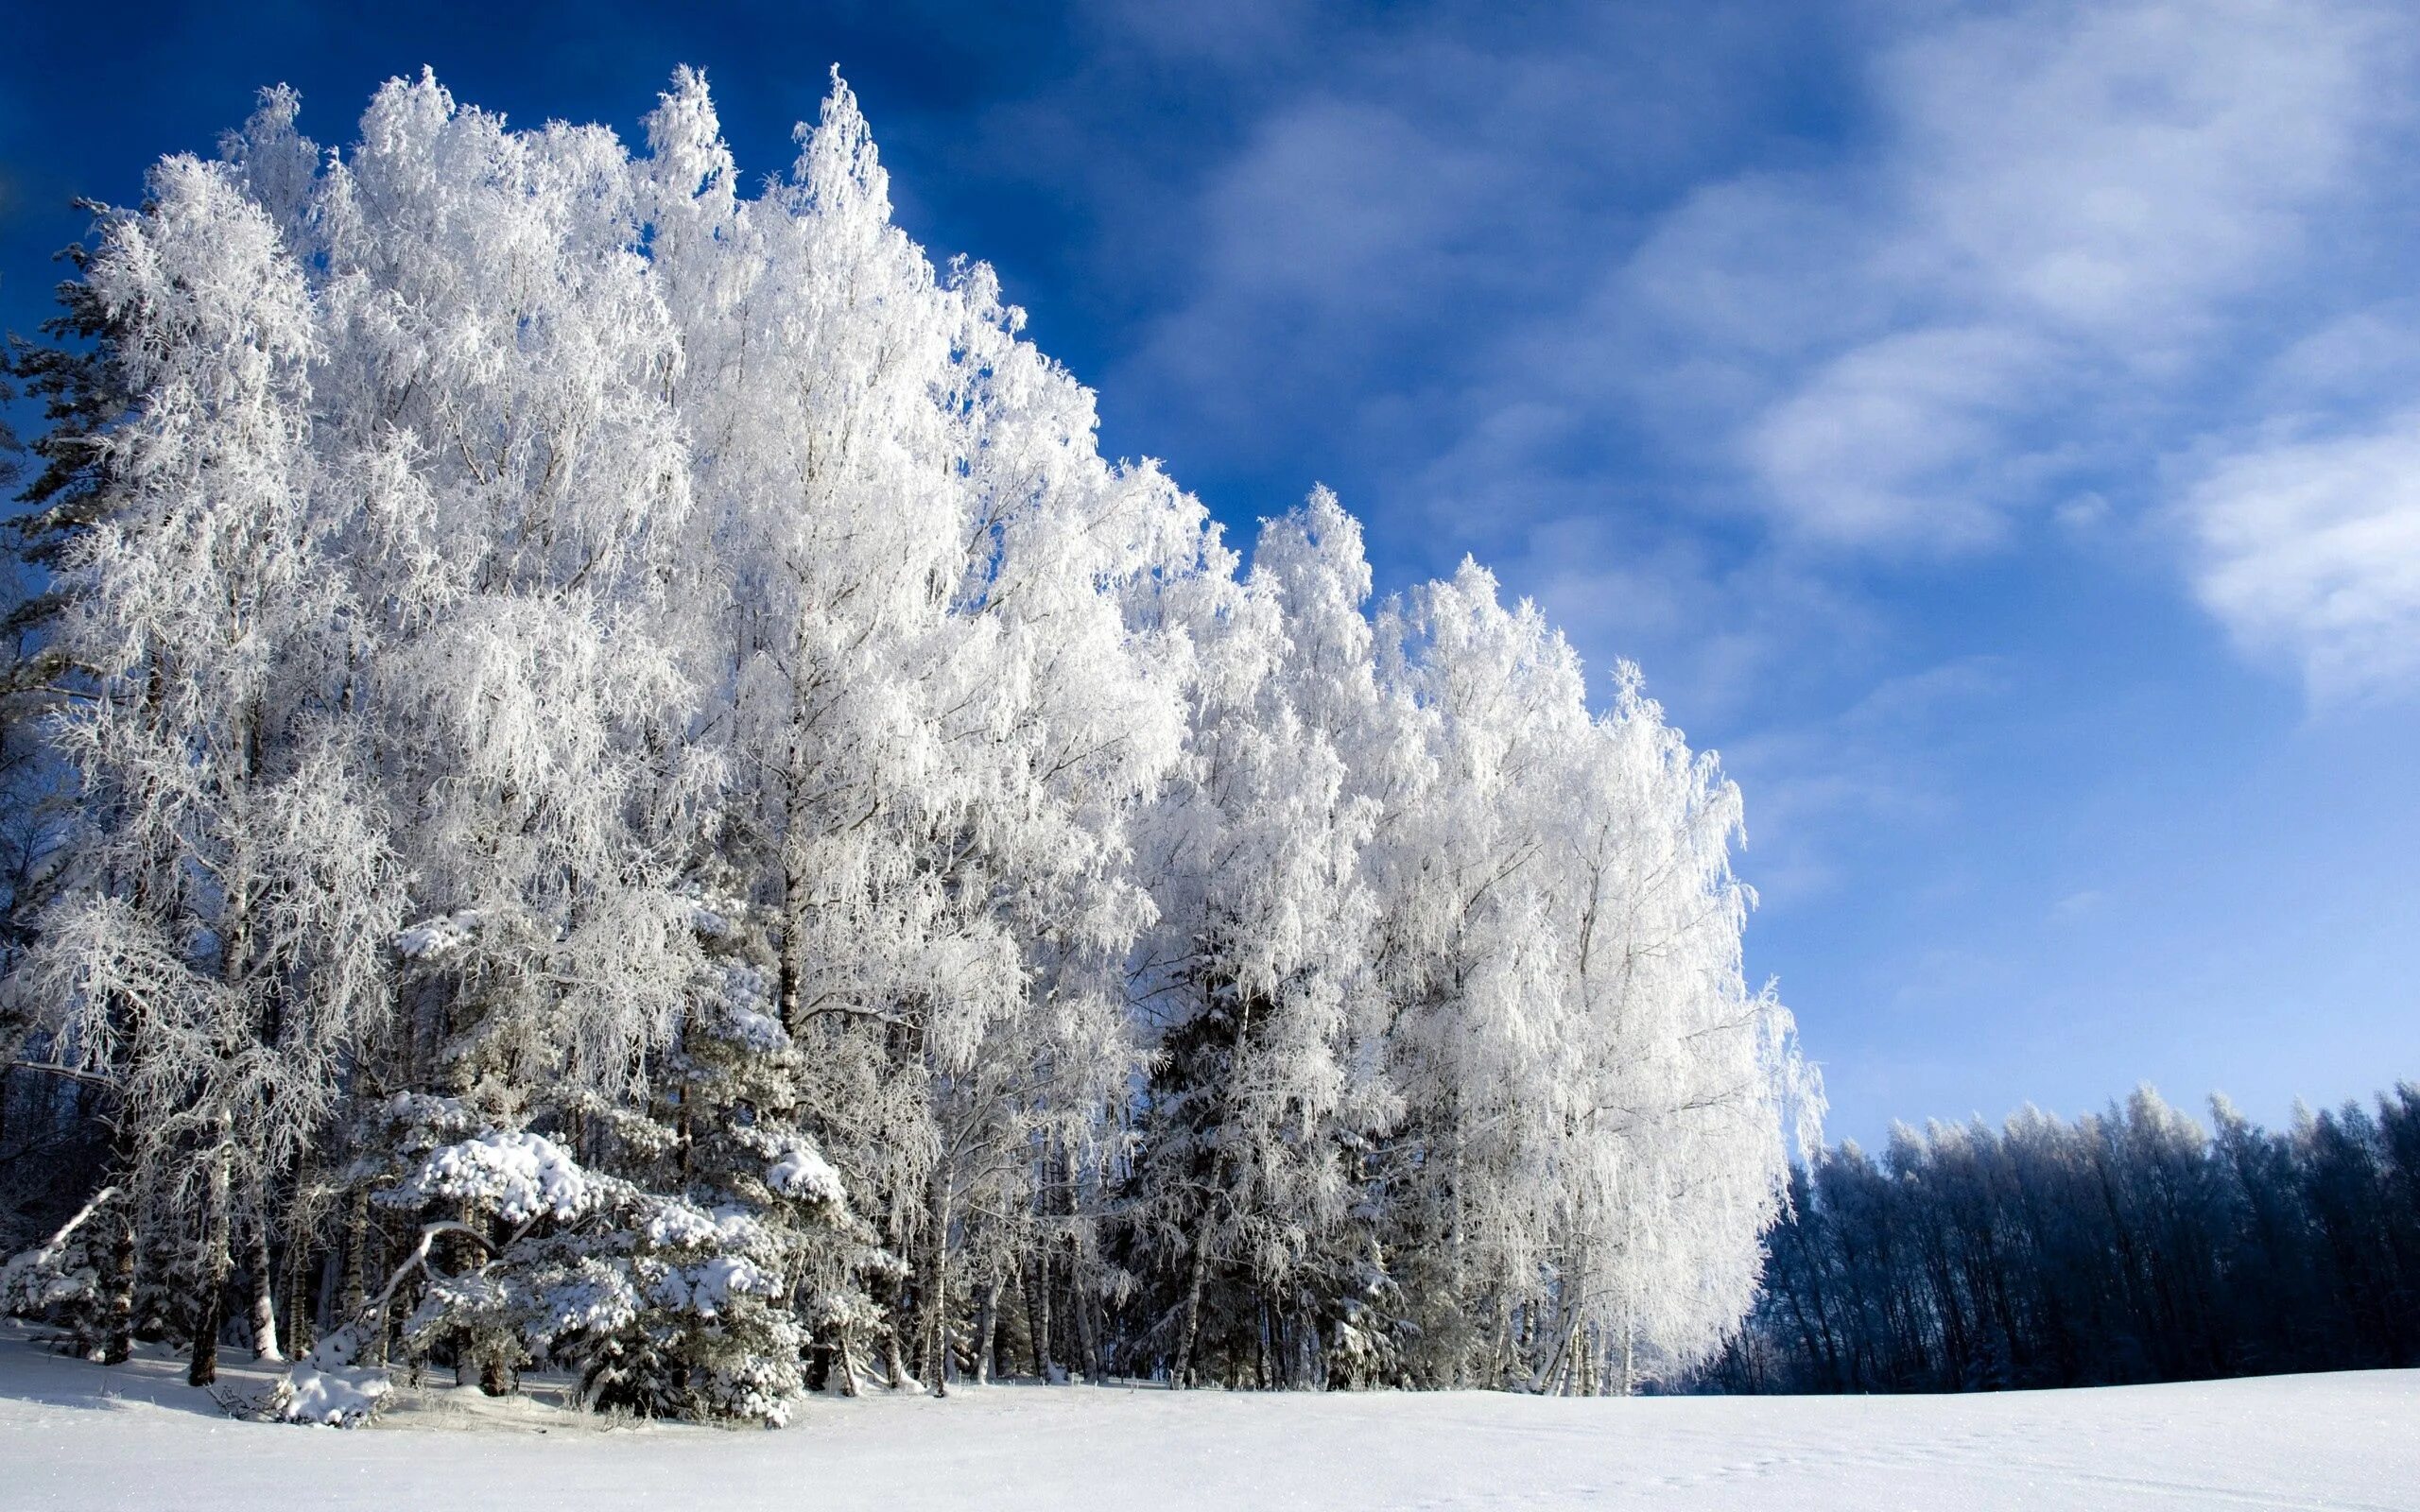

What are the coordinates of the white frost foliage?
(27, 143, 403, 1299)
(651, 1253, 780, 1319)
(1357, 563, 1811, 1386)
(394, 911, 481, 960)
(14, 62, 1806, 1409)
(766, 1143, 846, 1207)
(397, 1132, 594, 1224)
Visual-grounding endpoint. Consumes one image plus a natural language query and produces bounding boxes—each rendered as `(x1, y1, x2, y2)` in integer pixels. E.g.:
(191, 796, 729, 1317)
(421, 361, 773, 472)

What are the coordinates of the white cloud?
(2185, 418, 2420, 699)
(1037, 0, 2420, 712)
(1880, 0, 2377, 338)
(1618, 0, 2410, 550)
(1082, 5, 1784, 503)
(1740, 325, 2053, 548)
(2051, 889, 2106, 920)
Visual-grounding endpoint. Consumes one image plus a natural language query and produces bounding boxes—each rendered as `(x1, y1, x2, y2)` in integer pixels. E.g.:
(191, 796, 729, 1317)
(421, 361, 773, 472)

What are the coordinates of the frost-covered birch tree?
(2, 65, 1807, 1418)
(26, 154, 399, 1384)
(1123, 493, 1381, 1387)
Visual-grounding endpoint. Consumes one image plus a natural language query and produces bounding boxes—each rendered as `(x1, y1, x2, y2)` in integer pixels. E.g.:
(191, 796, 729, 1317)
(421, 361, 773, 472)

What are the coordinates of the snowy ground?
(2, 1325, 2412, 1510)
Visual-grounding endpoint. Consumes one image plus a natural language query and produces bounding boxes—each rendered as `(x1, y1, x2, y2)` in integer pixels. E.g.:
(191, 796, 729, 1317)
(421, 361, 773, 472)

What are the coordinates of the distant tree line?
(1702, 1084, 2420, 1394)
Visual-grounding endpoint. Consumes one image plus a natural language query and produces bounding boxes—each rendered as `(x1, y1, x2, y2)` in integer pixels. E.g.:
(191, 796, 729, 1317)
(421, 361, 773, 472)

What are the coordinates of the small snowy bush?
(0, 1190, 116, 1351)
(270, 1322, 394, 1426)
(383, 1119, 862, 1424)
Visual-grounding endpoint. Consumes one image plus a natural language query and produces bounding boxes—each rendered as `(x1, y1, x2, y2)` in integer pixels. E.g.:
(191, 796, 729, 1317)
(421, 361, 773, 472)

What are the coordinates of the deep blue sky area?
(7, 1, 2417, 1147)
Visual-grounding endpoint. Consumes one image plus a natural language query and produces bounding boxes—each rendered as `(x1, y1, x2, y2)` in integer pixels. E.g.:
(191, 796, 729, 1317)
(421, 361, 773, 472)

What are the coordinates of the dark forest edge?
(1698, 1082, 2420, 1395)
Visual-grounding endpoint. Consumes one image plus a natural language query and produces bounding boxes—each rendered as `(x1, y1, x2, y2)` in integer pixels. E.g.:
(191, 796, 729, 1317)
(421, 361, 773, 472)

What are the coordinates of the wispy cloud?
(1716, 655, 2015, 902)
(1070, 0, 2420, 706)
(2049, 889, 2105, 922)
(2183, 418, 2420, 700)
(1611, 0, 2412, 553)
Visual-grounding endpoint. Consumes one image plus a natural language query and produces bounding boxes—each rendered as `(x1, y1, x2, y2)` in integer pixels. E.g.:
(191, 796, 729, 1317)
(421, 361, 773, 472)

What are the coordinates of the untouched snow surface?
(1, 1325, 2411, 1511)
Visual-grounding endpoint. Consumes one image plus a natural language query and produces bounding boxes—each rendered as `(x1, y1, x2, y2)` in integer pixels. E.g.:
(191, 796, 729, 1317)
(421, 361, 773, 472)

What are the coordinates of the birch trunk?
(883, 1259, 910, 1389)
(247, 1203, 282, 1361)
(973, 1269, 1001, 1384)
(1172, 1222, 1212, 1387)
(924, 1164, 952, 1397)
(187, 1137, 233, 1387)
(98, 1150, 137, 1366)
(339, 1185, 369, 1319)
(1073, 1244, 1102, 1384)
(1028, 1243, 1053, 1380)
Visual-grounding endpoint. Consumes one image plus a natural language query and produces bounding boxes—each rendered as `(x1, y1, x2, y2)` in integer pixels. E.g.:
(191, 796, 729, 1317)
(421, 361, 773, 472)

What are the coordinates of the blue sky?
(6, 0, 2416, 1145)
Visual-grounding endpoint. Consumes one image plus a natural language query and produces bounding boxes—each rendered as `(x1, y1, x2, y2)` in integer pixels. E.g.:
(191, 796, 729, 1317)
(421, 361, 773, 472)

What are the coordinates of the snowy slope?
(1, 1325, 2411, 1511)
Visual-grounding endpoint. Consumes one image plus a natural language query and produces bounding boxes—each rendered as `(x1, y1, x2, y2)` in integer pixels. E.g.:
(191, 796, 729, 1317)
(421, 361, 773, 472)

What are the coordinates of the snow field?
(1, 1327, 2412, 1511)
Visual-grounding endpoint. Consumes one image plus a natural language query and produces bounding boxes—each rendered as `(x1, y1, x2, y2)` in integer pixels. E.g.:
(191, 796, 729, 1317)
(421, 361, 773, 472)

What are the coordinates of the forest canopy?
(0, 68, 1810, 1422)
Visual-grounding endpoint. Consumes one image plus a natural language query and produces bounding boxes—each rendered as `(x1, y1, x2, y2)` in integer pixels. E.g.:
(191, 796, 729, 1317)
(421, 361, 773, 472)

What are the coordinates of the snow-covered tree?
(26, 155, 399, 1383)
(3, 64, 1808, 1417)
(1120, 490, 1386, 1386)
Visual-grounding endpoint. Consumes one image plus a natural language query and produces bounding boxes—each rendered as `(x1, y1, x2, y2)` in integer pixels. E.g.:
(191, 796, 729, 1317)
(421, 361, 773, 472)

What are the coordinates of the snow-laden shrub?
(1324, 1257, 1414, 1391)
(268, 1320, 393, 1426)
(383, 1119, 861, 1425)
(0, 1241, 100, 1318)
(394, 910, 483, 960)
(767, 1143, 846, 1207)
(692, 959, 788, 1055)
(0, 1189, 116, 1349)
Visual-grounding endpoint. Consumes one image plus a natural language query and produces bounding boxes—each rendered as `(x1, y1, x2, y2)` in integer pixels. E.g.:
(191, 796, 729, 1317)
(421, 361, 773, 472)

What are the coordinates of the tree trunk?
(1056, 1146, 1098, 1383)
(883, 1256, 910, 1389)
(924, 1165, 953, 1397)
(315, 1246, 342, 1347)
(775, 765, 812, 1034)
(1028, 1244, 1053, 1380)
(188, 1141, 233, 1387)
(1073, 1245, 1102, 1384)
(100, 1213, 138, 1365)
(282, 1217, 317, 1360)
(1172, 1221, 1212, 1387)
(974, 1269, 1002, 1384)
(340, 1185, 369, 1319)
(834, 1320, 861, 1397)
(248, 1199, 282, 1361)
(99, 1194, 137, 1366)
(1255, 1288, 1273, 1388)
